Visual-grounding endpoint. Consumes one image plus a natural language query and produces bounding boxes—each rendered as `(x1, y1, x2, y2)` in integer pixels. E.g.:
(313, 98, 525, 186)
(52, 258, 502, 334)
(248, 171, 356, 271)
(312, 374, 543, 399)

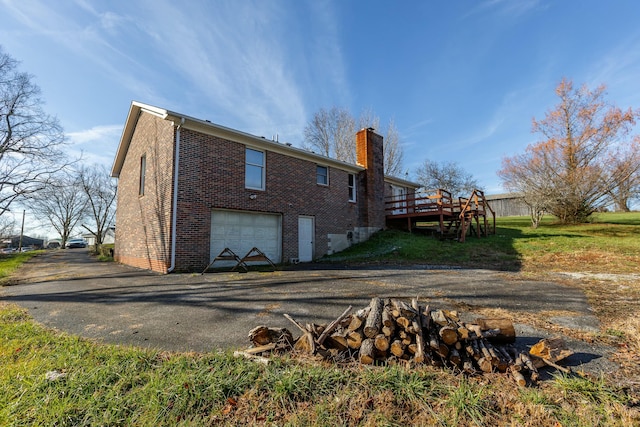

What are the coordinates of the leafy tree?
(28, 173, 87, 247)
(79, 164, 117, 252)
(303, 107, 405, 175)
(414, 159, 480, 198)
(0, 46, 68, 216)
(499, 78, 639, 224)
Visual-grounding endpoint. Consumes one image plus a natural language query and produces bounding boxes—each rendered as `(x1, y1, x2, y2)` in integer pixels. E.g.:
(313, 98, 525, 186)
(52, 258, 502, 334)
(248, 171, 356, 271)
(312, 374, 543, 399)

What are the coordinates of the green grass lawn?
(0, 304, 635, 426)
(325, 212, 640, 273)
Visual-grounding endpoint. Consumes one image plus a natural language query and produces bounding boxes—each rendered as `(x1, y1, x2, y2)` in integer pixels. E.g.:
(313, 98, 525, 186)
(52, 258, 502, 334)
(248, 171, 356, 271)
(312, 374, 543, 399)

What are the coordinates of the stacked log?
(243, 298, 570, 386)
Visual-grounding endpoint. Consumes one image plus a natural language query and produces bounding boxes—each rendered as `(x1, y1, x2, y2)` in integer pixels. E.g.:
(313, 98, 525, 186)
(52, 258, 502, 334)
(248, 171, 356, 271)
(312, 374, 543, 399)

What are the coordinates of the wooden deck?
(385, 189, 496, 241)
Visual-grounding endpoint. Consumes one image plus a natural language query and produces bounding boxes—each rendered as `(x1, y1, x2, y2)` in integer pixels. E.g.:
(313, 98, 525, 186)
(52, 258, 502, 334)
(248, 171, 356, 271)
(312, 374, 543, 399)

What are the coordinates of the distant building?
(2, 235, 44, 249)
(485, 193, 529, 217)
(82, 227, 115, 246)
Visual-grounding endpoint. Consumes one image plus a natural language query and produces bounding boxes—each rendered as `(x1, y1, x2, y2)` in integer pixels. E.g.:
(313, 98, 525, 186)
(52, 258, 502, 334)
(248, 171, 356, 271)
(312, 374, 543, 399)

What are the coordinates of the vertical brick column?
(356, 128, 385, 229)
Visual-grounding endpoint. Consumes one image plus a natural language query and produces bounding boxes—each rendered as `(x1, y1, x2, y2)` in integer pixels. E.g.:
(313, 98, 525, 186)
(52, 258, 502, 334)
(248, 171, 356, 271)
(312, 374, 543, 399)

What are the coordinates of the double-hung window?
(316, 165, 328, 186)
(245, 148, 265, 190)
(348, 173, 356, 202)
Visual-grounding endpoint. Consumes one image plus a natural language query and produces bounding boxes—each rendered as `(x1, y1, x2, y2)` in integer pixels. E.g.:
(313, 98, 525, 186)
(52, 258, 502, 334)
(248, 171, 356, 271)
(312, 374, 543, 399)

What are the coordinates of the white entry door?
(298, 216, 314, 262)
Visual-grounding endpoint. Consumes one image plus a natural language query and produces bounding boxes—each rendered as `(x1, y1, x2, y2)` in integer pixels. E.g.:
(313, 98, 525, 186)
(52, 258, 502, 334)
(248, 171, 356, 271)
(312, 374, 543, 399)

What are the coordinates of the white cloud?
(66, 124, 122, 168)
(67, 124, 122, 145)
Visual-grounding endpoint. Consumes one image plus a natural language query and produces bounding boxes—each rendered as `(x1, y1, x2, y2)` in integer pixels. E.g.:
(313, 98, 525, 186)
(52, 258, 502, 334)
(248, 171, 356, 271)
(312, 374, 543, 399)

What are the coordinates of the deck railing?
(384, 188, 454, 217)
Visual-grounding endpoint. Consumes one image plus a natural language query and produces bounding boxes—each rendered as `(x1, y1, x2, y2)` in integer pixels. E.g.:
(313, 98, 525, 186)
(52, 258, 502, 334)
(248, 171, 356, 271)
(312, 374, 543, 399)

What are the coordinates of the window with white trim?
(348, 173, 356, 202)
(245, 148, 265, 190)
(316, 165, 328, 186)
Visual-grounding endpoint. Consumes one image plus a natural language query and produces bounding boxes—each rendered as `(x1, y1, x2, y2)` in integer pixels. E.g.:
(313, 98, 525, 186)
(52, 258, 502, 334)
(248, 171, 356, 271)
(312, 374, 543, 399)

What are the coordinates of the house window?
(316, 165, 328, 186)
(139, 155, 146, 196)
(348, 173, 356, 202)
(245, 148, 265, 190)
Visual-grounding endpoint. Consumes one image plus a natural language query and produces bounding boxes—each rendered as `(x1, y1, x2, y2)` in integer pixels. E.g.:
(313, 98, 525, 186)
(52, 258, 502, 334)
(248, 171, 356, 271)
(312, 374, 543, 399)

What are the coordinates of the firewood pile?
(236, 297, 574, 386)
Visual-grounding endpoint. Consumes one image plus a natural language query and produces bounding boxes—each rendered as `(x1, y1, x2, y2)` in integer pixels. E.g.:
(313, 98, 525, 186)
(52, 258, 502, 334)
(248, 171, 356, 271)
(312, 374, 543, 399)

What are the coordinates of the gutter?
(167, 117, 185, 273)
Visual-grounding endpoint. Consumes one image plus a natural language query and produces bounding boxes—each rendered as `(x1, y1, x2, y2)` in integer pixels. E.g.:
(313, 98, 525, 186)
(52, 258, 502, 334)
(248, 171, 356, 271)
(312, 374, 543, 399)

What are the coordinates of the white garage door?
(210, 210, 282, 265)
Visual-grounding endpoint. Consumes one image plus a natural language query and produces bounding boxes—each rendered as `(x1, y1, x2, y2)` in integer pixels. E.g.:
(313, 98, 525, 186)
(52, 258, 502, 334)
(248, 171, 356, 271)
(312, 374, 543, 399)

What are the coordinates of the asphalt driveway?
(1, 250, 614, 373)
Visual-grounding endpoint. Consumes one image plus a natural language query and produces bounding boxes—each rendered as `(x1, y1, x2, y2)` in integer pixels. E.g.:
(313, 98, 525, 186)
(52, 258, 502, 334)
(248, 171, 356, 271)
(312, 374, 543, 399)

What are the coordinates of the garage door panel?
(210, 210, 282, 265)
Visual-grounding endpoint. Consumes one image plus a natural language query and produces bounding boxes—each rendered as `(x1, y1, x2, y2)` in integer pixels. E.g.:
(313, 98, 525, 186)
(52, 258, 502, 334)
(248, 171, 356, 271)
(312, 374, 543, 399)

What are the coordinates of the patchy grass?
(0, 303, 637, 426)
(325, 212, 640, 274)
(0, 251, 42, 283)
(2, 214, 640, 425)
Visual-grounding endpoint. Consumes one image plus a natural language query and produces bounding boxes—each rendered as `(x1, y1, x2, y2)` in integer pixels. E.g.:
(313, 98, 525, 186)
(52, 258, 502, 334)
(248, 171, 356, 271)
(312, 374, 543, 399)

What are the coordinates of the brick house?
(111, 101, 418, 273)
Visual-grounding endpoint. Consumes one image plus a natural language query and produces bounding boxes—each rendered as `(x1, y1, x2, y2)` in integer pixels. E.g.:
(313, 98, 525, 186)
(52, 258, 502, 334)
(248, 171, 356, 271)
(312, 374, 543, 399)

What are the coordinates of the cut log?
(529, 337, 573, 362)
(364, 297, 384, 338)
(382, 304, 394, 327)
(243, 343, 277, 355)
(347, 307, 370, 331)
(475, 318, 516, 344)
(374, 334, 390, 352)
(443, 309, 459, 322)
(396, 316, 412, 331)
(449, 348, 461, 367)
(477, 357, 493, 373)
(284, 313, 315, 354)
(431, 310, 449, 326)
(293, 334, 315, 353)
(421, 305, 432, 333)
(457, 326, 470, 340)
(382, 325, 395, 337)
(248, 326, 293, 346)
(316, 305, 352, 346)
(429, 330, 449, 358)
(391, 299, 417, 318)
(519, 353, 540, 382)
(439, 325, 459, 345)
(390, 339, 405, 357)
(359, 338, 376, 365)
(510, 365, 526, 387)
(411, 298, 426, 364)
(324, 334, 348, 351)
(346, 330, 363, 349)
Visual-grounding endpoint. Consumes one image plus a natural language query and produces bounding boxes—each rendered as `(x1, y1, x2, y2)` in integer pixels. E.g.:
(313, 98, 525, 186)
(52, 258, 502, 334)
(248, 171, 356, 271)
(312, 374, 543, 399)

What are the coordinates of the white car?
(65, 239, 88, 249)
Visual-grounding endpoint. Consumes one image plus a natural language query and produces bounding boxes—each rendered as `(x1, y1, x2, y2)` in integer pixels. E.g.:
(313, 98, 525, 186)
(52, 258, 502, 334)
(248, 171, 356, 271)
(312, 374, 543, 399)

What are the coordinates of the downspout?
(167, 117, 184, 273)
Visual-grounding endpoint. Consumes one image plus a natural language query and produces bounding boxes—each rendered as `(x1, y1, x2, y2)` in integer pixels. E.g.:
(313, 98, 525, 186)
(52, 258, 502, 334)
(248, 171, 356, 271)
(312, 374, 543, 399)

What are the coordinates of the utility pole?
(18, 210, 25, 252)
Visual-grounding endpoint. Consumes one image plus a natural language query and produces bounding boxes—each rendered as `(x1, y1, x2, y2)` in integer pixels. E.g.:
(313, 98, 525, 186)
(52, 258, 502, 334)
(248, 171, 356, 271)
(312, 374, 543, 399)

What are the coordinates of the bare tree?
(415, 160, 480, 198)
(79, 164, 117, 251)
(605, 137, 640, 211)
(383, 119, 404, 177)
(303, 107, 354, 162)
(305, 106, 405, 175)
(499, 78, 639, 223)
(0, 46, 68, 216)
(0, 215, 15, 239)
(28, 173, 87, 247)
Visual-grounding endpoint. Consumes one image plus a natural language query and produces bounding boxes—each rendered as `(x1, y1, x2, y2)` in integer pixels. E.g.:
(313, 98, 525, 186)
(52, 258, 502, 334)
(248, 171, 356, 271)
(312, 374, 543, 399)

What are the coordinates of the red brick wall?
(113, 112, 175, 273)
(115, 114, 391, 273)
(171, 128, 362, 271)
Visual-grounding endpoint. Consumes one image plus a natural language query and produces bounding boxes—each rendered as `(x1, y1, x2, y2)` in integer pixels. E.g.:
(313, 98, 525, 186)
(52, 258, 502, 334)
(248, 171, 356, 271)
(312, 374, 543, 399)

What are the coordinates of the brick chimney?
(356, 127, 385, 230)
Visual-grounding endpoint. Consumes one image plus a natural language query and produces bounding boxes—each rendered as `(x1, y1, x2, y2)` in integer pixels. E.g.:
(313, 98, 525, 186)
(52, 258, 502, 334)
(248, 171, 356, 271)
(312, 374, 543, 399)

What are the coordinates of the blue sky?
(2, 0, 640, 235)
